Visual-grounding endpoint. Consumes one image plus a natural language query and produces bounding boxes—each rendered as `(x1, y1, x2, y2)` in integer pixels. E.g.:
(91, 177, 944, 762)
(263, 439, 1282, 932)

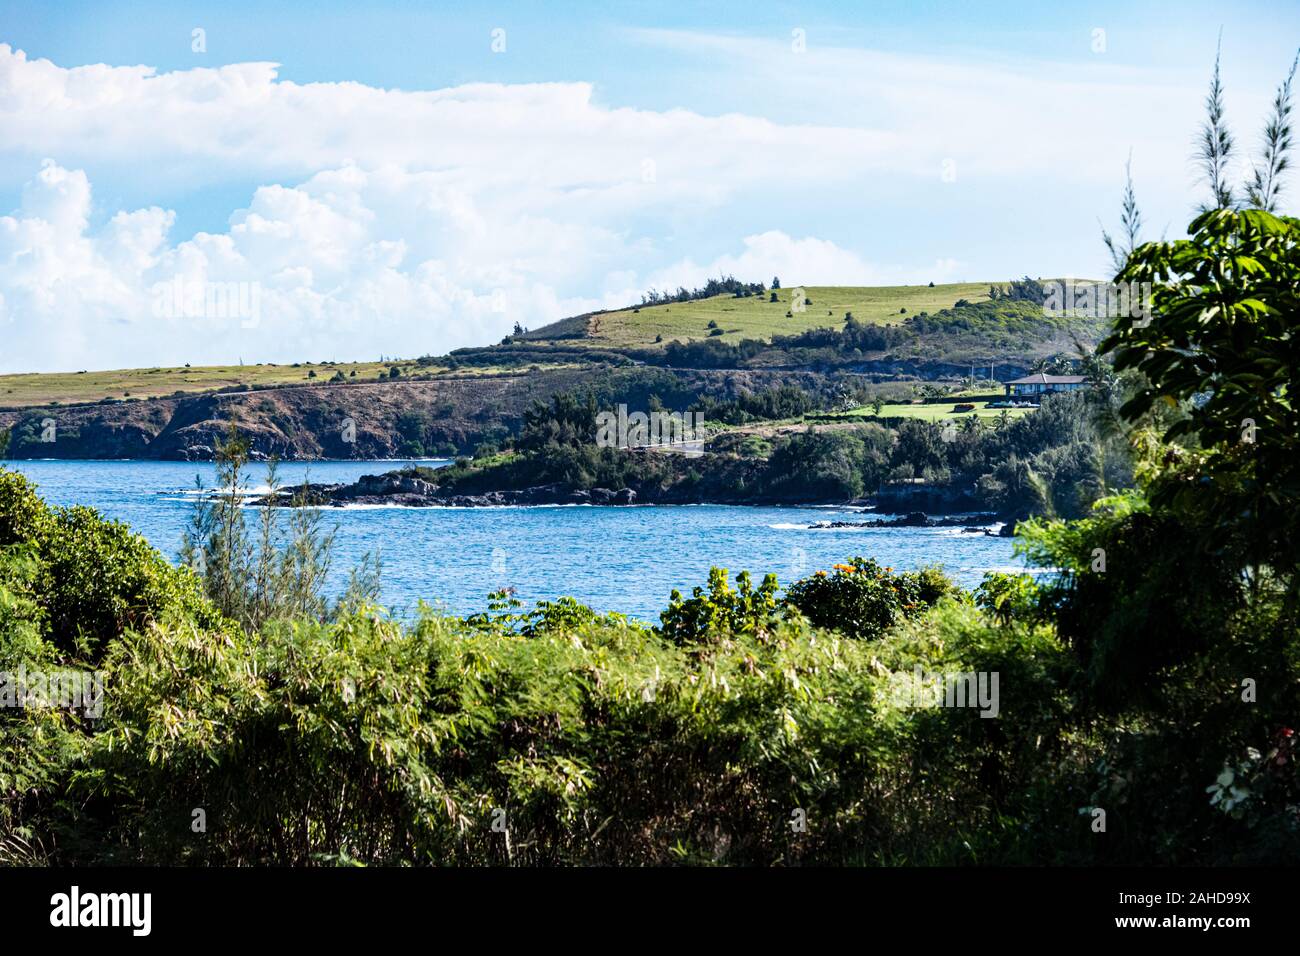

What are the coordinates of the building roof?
(1004, 373, 1087, 385)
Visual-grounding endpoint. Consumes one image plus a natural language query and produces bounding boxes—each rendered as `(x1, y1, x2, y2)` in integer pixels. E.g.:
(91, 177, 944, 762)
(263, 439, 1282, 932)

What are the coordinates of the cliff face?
(0, 368, 831, 461)
(0, 373, 589, 460)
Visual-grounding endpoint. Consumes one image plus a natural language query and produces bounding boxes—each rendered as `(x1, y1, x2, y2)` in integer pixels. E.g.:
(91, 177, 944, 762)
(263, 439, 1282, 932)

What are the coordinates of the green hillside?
(3, 282, 1086, 412)
(0, 360, 432, 411)
(530, 282, 995, 349)
(830, 399, 1036, 424)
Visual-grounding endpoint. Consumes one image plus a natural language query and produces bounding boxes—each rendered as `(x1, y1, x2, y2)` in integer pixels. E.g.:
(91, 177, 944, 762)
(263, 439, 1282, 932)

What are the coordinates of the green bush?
(783, 557, 951, 640)
(0, 469, 48, 547)
(63, 587, 1080, 866)
(659, 567, 779, 645)
(0, 467, 229, 662)
(974, 571, 1040, 627)
(0, 544, 83, 865)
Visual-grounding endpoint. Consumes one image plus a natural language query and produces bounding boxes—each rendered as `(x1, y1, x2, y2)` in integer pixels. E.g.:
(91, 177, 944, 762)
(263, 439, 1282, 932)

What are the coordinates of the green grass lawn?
(834, 400, 1036, 423)
(572, 282, 995, 349)
(0, 360, 443, 409)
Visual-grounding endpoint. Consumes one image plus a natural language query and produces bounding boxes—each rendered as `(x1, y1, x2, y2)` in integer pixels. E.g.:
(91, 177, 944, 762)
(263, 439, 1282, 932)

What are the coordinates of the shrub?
(659, 567, 779, 645)
(0, 469, 47, 547)
(783, 557, 952, 640)
(974, 571, 1040, 626)
(0, 469, 226, 661)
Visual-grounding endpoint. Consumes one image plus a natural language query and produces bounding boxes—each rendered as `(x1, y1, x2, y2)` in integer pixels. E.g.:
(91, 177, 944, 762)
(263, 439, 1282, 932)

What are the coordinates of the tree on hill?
(640, 275, 763, 306)
(987, 277, 1046, 304)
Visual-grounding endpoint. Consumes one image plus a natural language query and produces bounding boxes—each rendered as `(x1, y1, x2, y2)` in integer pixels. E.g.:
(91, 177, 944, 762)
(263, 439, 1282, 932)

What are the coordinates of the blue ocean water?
(4, 460, 1025, 623)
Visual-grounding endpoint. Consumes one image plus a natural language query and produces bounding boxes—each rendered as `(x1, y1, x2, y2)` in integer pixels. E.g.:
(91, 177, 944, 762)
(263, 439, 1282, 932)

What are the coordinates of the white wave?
(964, 565, 1058, 575)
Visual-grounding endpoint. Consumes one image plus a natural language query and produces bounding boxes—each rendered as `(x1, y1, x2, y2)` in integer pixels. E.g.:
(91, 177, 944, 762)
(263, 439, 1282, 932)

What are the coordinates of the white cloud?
(648, 231, 966, 291)
(0, 44, 922, 370)
(0, 160, 626, 371)
(1, 35, 1286, 372)
(0, 44, 892, 201)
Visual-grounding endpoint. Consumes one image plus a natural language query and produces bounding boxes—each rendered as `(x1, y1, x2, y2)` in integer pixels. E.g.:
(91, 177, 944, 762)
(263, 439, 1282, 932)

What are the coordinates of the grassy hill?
(3, 281, 1092, 413)
(528, 282, 995, 350)
(0, 359, 446, 411)
(831, 399, 1036, 423)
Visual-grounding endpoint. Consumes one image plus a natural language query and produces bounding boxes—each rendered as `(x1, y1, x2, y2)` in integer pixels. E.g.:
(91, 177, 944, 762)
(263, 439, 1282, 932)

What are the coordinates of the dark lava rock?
(284, 478, 644, 509)
(813, 511, 997, 530)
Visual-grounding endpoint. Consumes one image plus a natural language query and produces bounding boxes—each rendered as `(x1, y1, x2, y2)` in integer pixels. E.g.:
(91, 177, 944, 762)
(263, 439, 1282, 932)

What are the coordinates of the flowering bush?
(783, 557, 953, 640)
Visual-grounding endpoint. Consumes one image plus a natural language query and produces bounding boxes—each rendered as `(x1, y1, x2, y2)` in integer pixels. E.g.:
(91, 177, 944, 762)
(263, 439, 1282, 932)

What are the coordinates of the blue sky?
(0, 1, 1296, 371)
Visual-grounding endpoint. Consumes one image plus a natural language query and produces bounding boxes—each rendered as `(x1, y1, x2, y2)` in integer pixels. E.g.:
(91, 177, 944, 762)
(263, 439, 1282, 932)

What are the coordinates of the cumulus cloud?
(0, 43, 936, 372)
(647, 231, 968, 291)
(2, 33, 1254, 372)
(0, 158, 911, 372)
(0, 44, 891, 200)
(0, 44, 933, 371)
(0, 160, 618, 370)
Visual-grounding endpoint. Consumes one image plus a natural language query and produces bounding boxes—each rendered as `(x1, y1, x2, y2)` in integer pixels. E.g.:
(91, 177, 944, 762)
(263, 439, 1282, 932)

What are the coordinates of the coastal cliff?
(0, 367, 830, 461)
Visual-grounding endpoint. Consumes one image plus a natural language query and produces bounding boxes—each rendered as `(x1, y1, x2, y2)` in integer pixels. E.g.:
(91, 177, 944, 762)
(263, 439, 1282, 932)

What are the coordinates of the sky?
(0, 0, 1297, 373)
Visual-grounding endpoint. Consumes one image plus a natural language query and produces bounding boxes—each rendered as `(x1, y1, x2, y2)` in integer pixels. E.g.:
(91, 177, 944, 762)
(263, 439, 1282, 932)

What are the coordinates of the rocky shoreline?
(239, 471, 1017, 534)
(810, 513, 1007, 534)
(246, 473, 640, 508)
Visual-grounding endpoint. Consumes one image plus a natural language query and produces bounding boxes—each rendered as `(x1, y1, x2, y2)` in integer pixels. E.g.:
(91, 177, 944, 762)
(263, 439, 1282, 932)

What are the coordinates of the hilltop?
(449, 278, 1105, 375)
(0, 283, 981, 410)
(521, 282, 995, 349)
(0, 278, 1110, 461)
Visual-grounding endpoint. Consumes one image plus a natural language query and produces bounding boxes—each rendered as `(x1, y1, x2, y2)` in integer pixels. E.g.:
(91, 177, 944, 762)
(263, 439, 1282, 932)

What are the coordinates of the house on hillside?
(1002, 373, 1087, 398)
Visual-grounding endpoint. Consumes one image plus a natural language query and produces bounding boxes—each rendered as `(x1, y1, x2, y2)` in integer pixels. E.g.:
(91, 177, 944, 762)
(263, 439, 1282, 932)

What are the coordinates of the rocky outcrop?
(252, 465, 1000, 515)
(811, 511, 998, 529)
(255, 477, 639, 508)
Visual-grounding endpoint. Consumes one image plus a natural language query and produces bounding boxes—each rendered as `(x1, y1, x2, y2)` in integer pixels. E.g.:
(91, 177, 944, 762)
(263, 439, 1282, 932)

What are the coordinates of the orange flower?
(832, 563, 856, 573)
